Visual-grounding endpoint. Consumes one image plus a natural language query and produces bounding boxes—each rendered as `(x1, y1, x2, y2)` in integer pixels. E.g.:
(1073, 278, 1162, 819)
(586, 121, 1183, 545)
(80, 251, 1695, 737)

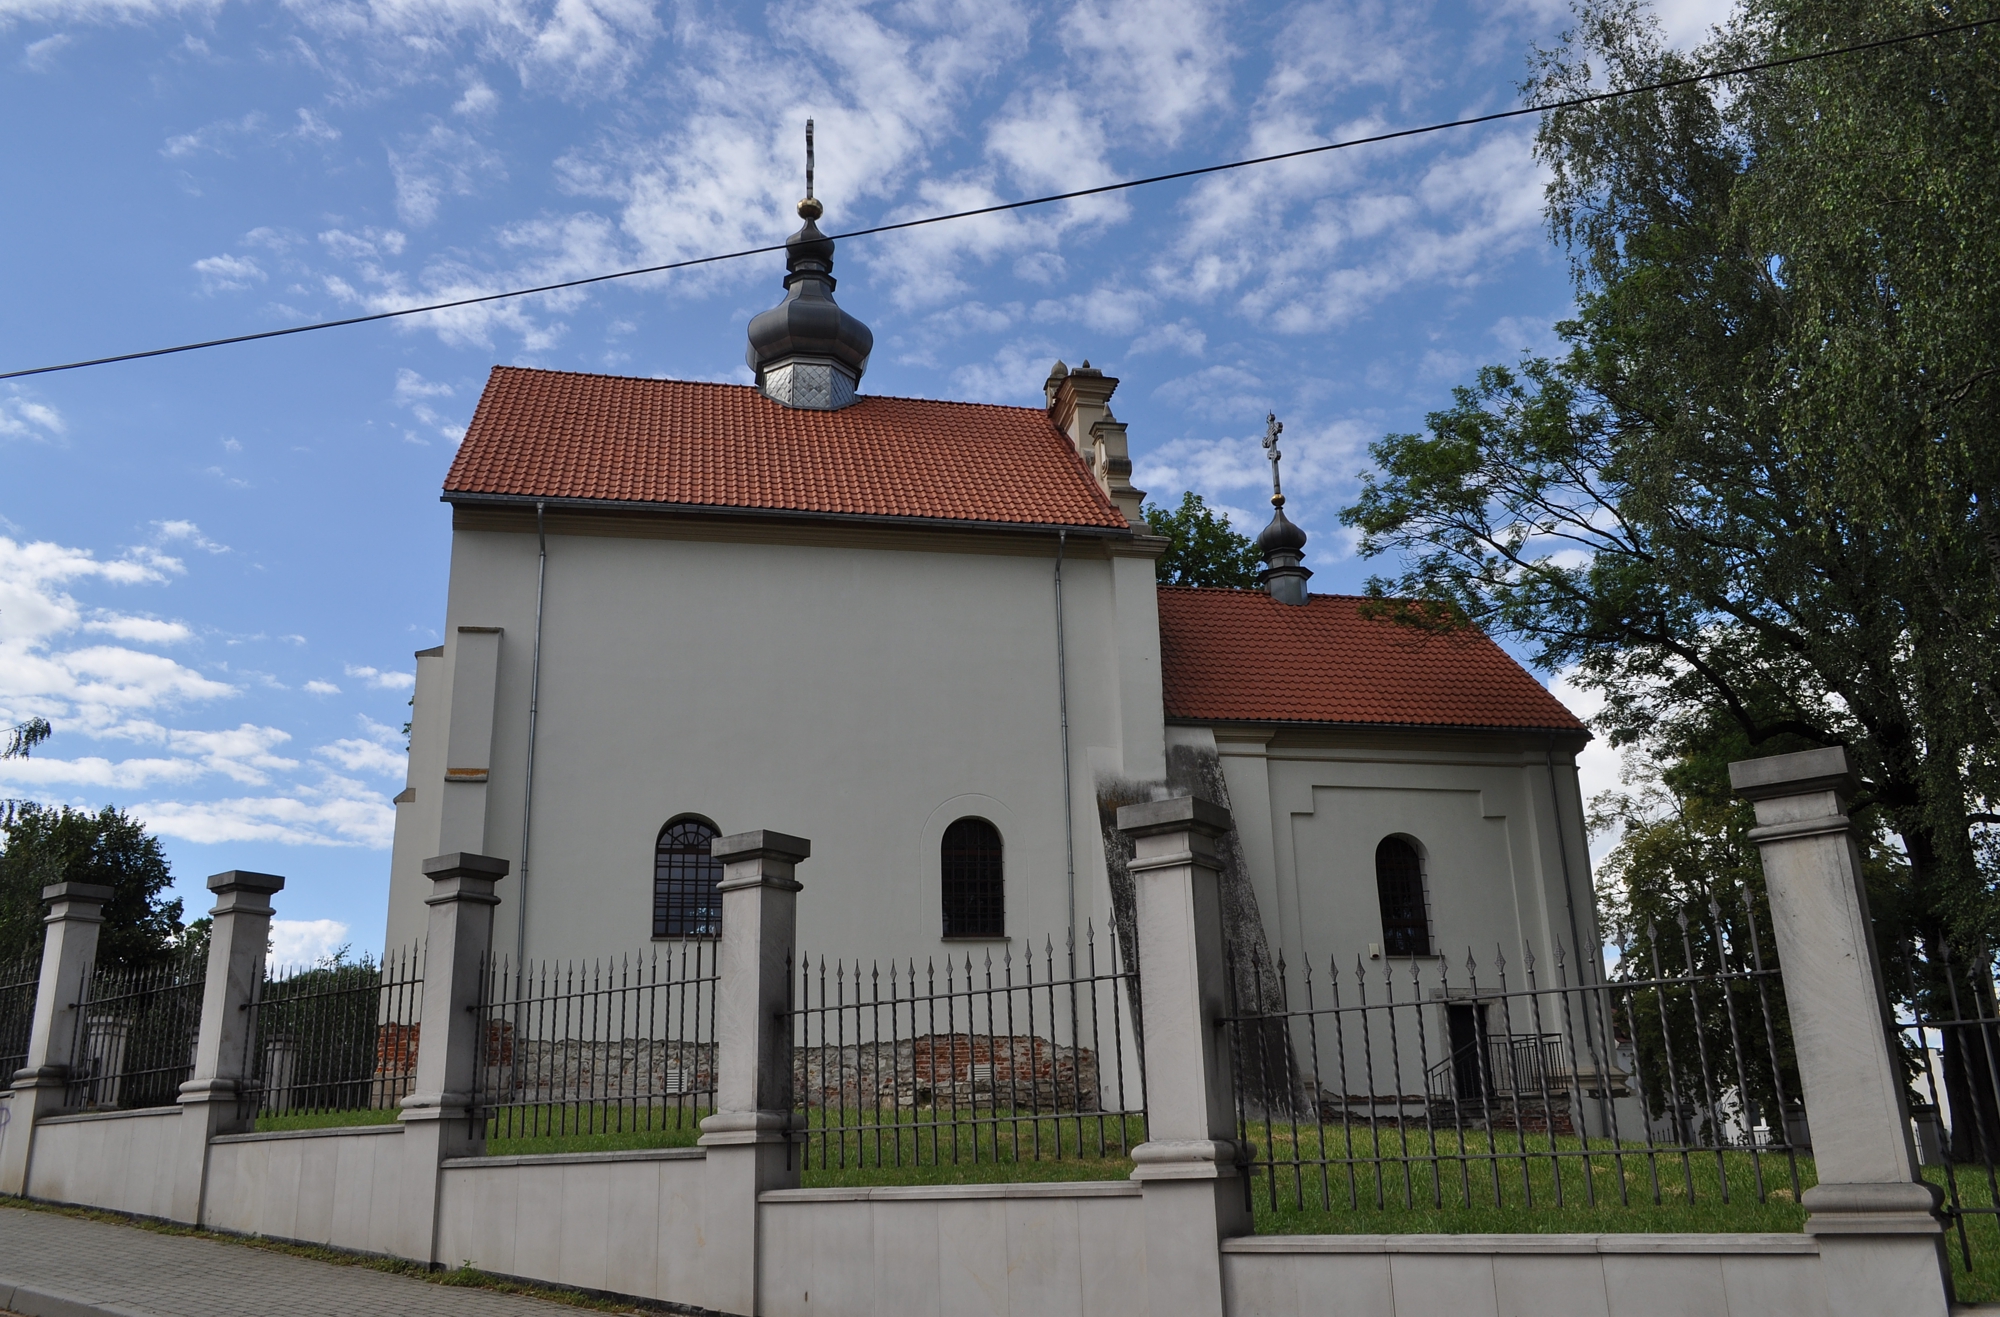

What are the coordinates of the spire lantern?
(745, 118, 873, 410)
(1255, 412, 1311, 605)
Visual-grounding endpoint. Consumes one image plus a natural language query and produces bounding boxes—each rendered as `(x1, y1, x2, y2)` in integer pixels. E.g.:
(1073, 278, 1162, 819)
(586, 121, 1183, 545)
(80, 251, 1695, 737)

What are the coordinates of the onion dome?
(745, 121, 873, 410)
(1256, 412, 1311, 605)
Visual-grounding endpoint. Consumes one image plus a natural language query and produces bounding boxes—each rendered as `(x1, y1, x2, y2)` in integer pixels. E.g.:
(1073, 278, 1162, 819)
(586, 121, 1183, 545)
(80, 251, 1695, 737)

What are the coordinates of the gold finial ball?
(797, 197, 824, 221)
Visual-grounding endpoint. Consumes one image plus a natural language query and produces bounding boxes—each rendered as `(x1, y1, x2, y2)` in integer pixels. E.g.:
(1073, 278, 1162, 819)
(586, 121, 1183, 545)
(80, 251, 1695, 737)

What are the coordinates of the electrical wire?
(1, 16, 1984, 383)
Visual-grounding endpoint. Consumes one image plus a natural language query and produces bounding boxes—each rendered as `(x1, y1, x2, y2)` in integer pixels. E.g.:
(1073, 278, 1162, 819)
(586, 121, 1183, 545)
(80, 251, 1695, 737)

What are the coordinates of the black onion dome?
(1256, 503, 1308, 557)
(745, 205, 873, 381)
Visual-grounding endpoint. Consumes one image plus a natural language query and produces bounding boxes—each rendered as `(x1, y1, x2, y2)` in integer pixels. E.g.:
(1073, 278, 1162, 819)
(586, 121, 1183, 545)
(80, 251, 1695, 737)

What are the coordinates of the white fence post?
(0, 882, 113, 1196)
(699, 828, 808, 1317)
(1118, 796, 1250, 1317)
(398, 851, 507, 1265)
(1730, 746, 1952, 1315)
(171, 869, 284, 1224)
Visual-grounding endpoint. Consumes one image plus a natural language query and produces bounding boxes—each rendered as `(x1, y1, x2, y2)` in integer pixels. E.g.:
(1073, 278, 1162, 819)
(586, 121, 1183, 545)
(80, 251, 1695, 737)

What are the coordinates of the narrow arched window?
(655, 817, 722, 938)
(1375, 836, 1431, 957)
(941, 817, 1004, 939)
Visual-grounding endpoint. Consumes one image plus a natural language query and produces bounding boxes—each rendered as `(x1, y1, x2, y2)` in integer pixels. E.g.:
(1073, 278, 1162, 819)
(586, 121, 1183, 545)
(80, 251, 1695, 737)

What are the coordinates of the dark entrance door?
(1448, 1003, 1489, 1106)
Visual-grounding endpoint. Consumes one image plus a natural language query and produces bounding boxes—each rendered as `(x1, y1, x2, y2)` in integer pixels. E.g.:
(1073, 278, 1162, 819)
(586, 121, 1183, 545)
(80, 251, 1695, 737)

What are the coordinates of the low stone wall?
(203, 1124, 412, 1255)
(24, 1107, 182, 1219)
(1220, 1233, 1828, 1317)
(757, 1181, 1147, 1317)
(795, 1034, 1102, 1112)
(436, 1147, 707, 1304)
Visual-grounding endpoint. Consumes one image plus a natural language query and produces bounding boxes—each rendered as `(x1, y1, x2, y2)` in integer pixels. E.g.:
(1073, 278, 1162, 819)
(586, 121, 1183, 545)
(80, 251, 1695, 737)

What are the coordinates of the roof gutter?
(443, 491, 1140, 541)
(1166, 715, 1592, 741)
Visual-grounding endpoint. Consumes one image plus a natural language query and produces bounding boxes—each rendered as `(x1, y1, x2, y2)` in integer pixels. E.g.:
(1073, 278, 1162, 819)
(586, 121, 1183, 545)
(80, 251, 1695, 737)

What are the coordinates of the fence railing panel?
(1895, 939, 2000, 1274)
(789, 923, 1145, 1173)
(65, 947, 208, 1110)
(1223, 887, 1804, 1223)
(0, 950, 42, 1080)
(473, 943, 718, 1143)
(242, 944, 425, 1120)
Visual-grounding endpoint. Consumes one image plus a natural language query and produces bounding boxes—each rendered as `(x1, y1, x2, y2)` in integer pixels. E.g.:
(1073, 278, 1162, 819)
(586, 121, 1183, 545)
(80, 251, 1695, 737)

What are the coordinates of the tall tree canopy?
(1145, 491, 1264, 589)
(1343, 0, 1999, 944)
(0, 804, 188, 968)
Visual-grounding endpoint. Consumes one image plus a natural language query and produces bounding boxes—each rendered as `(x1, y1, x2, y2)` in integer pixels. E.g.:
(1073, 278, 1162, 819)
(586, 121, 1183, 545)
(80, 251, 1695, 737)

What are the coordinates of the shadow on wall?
(1097, 752, 1303, 1110)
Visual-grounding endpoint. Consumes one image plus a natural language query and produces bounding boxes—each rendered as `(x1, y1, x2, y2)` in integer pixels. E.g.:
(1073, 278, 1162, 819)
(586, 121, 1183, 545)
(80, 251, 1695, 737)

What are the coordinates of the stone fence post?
(398, 851, 508, 1264)
(1117, 797, 1250, 1317)
(0, 882, 113, 1196)
(699, 829, 809, 1317)
(1729, 746, 1952, 1315)
(172, 870, 285, 1224)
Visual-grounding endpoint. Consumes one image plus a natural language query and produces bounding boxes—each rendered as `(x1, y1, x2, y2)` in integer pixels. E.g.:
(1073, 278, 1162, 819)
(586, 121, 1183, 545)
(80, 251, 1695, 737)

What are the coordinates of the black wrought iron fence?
(65, 948, 209, 1110)
(0, 951, 42, 1079)
(788, 923, 1145, 1173)
(1223, 886, 1804, 1222)
(240, 944, 424, 1120)
(472, 943, 718, 1144)
(1894, 939, 2000, 1273)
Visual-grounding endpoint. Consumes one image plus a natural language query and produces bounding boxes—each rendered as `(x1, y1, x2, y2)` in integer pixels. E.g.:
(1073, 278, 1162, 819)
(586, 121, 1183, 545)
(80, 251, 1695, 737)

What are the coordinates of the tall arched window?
(1375, 836, 1431, 957)
(941, 817, 1004, 939)
(655, 816, 722, 938)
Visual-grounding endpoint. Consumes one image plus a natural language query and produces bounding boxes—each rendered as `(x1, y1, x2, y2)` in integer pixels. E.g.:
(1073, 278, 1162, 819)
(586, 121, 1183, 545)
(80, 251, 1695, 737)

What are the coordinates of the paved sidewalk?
(0, 1203, 612, 1317)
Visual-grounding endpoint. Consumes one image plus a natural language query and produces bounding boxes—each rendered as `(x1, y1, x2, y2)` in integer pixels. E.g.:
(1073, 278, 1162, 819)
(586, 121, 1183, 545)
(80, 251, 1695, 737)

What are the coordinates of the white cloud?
(343, 663, 415, 691)
(1, 391, 65, 439)
(136, 771, 397, 847)
(316, 735, 405, 776)
(153, 519, 229, 554)
(292, 107, 340, 143)
(387, 121, 506, 228)
(85, 614, 192, 643)
(193, 252, 266, 293)
(21, 30, 69, 68)
(162, 111, 266, 159)
(270, 918, 351, 967)
(0, 0, 222, 29)
(304, 679, 340, 695)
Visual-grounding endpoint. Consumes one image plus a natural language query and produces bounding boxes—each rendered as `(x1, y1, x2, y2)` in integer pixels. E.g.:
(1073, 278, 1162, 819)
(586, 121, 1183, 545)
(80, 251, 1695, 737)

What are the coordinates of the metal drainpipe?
(1055, 529, 1076, 957)
(515, 501, 548, 972)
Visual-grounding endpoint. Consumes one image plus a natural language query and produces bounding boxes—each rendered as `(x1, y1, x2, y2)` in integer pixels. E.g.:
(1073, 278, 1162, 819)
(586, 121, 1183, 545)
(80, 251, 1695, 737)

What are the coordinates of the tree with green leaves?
(1341, 0, 1998, 1151)
(0, 804, 188, 969)
(1143, 491, 1263, 588)
(3, 716, 53, 828)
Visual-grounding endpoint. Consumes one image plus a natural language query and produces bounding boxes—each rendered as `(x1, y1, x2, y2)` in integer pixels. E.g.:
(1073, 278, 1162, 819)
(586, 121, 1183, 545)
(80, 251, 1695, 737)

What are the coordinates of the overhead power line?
(1, 17, 1985, 383)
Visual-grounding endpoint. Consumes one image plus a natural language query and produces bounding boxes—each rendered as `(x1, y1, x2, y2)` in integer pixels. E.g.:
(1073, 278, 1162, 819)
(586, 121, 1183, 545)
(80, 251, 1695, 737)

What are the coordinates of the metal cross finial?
(798, 119, 823, 221)
(1262, 411, 1286, 507)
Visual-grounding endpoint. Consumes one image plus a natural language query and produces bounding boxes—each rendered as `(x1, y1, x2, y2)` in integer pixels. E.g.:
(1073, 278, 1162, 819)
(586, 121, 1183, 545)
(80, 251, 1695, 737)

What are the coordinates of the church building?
(381, 182, 1597, 992)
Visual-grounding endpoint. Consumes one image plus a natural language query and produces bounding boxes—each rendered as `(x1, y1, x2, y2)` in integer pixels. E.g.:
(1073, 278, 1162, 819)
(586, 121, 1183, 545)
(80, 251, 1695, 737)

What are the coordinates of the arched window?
(941, 817, 1004, 939)
(655, 817, 722, 938)
(1375, 836, 1431, 957)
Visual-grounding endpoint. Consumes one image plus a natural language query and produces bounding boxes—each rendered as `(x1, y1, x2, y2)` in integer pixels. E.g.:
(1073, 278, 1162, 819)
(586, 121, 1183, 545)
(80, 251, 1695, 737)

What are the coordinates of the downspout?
(515, 501, 548, 972)
(1055, 529, 1076, 955)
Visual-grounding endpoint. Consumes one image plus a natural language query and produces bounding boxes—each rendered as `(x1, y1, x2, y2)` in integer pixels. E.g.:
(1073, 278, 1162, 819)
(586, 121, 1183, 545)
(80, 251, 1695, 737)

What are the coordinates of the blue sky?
(0, 0, 1728, 960)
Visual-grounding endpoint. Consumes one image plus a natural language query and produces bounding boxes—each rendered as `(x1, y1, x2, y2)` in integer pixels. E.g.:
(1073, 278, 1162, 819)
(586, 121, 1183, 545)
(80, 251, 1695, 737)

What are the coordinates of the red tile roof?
(443, 367, 1130, 529)
(1158, 588, 1587, 733)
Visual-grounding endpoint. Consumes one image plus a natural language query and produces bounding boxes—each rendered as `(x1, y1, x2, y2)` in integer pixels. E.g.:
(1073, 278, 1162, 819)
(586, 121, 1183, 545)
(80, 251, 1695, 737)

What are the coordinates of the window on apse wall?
(941, 817, 1004, 939)
(1374, 835, 1432, 957)
(654, 816, 723, 938)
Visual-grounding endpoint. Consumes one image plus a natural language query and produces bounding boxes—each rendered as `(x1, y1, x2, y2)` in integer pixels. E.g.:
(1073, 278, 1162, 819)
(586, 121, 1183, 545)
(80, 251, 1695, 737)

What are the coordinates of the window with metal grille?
(941, 817, 1004, 939)
(1374, 835, 1431, 957)
(655, 817, 723, 938)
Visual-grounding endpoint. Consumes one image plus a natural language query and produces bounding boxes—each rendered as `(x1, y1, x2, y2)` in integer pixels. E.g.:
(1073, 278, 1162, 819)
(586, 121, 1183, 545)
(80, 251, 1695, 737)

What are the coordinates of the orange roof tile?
(443, 366, 1130, 529)
(1158, 588, 1587, 733)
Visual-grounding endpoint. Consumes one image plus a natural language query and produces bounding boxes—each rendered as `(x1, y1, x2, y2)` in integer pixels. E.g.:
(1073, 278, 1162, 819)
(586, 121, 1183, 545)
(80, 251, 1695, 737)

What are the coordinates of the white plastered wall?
(384, 512, 1163, 968)
(1208, 727, 1596, 984)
